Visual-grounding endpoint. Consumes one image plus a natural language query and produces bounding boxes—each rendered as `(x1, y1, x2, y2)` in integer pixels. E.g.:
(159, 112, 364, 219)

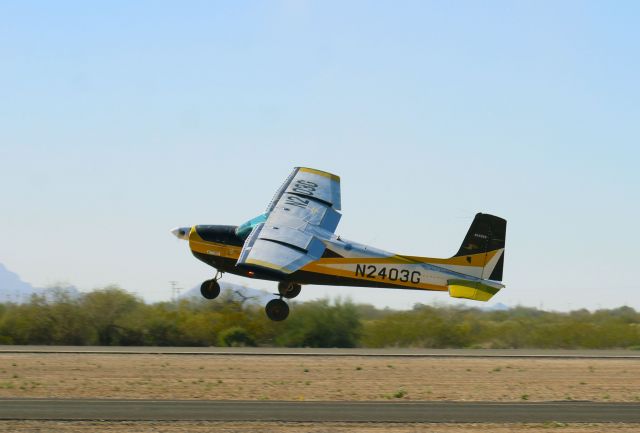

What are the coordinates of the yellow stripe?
(401, 249, 502, 267)
(314, 251, 500, 267)
(298, 167, 340, 183)
(245, 258, 292, 273)
(315, 256, 416, 265)
(189, 231, 242, 259)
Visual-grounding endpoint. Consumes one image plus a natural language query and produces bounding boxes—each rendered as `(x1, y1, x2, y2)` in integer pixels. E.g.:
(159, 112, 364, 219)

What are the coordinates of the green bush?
(1, 287, 639, 349)
(275, 299, 361, 348)
(218, 326, 256, 347)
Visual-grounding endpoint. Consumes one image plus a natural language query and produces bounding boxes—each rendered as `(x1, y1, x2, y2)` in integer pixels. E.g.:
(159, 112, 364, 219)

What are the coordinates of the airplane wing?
(265, 167, 341, 212)
(237, 167, 342, 275)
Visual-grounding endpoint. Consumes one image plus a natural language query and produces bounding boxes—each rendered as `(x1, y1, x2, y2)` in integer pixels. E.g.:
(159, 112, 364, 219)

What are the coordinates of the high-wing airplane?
(172, 167, 506, 321)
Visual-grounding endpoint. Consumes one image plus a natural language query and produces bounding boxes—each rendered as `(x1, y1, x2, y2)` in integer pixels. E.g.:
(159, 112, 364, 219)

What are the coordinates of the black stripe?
(288, 191, 333, 208)
(489, 252, 504, 281)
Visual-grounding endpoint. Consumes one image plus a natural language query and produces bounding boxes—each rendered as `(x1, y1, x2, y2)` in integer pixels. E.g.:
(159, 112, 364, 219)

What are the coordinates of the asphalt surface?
(1, 346, 640, 359)
(0, 399, 639, 423)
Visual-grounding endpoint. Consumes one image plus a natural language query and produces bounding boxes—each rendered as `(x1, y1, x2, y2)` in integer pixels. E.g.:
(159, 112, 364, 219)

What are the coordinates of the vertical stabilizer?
(454, 213, 506, 281)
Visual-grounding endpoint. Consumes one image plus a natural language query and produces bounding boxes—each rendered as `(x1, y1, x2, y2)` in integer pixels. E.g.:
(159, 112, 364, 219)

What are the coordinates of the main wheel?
(278, 281, 302, 299)
(200, 279, 221, 300)
(265, 298, 289, 321)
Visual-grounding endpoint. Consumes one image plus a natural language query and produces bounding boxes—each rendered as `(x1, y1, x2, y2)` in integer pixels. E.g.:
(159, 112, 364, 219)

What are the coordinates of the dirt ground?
(0, 353, 639, 401)
(0, 421, 638, 433)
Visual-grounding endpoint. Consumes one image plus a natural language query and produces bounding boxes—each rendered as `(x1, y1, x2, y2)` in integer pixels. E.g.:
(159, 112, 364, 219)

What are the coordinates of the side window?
(235, 213, 268, 240)
(236, 223, 252, 240)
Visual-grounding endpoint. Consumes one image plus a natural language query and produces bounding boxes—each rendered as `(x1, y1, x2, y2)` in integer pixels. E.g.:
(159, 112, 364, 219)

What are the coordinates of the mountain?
(180, 280, 273, 304)
(483, 302, 511, 311)
(0, 263, 80, 303)
(0, 263, 38, 303)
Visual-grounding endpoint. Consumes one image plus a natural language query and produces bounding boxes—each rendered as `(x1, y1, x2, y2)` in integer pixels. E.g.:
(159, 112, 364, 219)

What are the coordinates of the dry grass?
(1, 421, 639, 433)
(0, 353, 639, 402)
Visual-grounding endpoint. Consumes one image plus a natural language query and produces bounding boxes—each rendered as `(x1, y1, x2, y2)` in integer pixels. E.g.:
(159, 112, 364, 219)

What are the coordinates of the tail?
(398, 212, 507, 300)
(454, 213, 506, 281)
(446, 213, 506, 302)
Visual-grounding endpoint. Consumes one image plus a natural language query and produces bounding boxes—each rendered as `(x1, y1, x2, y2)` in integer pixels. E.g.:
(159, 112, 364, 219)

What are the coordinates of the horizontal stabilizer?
(448, 279, 501, 302)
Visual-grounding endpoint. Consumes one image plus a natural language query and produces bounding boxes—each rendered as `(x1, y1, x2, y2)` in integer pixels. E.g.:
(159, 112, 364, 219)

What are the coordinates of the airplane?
(172, 167, 506, 321)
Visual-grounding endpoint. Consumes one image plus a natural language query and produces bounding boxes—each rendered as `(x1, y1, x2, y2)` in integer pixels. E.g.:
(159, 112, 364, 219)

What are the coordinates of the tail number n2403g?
(355, 265, 421, 284)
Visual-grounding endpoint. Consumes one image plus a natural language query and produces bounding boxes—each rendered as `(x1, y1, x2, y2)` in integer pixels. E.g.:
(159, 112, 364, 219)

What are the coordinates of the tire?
(265, 298, 290, 321)
(200, 279, 221, 300)
(277, 282, 302, 299)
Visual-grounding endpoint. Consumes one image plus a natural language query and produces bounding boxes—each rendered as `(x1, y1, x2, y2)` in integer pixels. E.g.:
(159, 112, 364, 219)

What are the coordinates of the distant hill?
(180, 280, 273, 305)
(0, 262, 271, 305)
(0, 263, 79, 303)
(0, 263, 35, 303)
(483, 302, 511, 311)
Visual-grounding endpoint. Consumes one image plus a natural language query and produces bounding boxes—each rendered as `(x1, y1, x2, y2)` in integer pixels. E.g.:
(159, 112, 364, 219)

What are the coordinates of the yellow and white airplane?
(172, 167, 506, 321)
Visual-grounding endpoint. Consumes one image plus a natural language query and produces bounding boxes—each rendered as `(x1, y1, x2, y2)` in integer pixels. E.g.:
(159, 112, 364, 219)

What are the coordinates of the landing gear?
(278, 281, 302, 299)
(200, 279, 220, 299)
(200, 271, 222, 300)
(265, 298, 289, 321)
(266, 282, 299, 321)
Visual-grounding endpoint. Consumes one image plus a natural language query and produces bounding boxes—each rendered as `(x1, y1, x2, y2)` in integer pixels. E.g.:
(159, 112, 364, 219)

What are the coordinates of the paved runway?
(1, 346, 639, 359)
(0, 399, 639, 423)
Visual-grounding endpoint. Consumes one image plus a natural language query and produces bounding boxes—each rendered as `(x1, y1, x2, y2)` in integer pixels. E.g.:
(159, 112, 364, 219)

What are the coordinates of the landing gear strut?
(265, 298, 289, 321)
(278, 281, 302, 299)
(200, 271, 222, 300)
(264, 282, 300, 321)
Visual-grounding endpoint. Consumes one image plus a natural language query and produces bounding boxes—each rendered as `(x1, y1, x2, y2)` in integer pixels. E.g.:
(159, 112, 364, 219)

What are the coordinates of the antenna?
(170, 280, 182, 302)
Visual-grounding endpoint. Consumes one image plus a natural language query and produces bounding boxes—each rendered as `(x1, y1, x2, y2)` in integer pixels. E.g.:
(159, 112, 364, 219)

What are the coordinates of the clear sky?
(1, 1, 639, 310)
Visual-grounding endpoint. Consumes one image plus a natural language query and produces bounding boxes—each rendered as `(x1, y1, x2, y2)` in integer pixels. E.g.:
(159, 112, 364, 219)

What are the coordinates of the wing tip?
(297, 167, 340, 183)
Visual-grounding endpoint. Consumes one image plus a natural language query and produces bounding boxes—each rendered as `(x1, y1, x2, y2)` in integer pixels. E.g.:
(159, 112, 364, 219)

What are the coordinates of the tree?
(81, 286, 143, 345)
(276, 299, 361, 348)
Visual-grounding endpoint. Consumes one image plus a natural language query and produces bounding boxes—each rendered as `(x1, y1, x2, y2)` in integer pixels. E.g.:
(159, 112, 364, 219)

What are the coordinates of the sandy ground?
(0, 421, 639, 433)
(0, 353, 639, 401)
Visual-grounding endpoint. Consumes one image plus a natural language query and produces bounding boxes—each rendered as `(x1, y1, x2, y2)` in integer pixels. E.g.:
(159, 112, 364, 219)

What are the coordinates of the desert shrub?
(275, 299, 361, 348)
(218, 326, 256, 347)
(1, 287, 639, 349)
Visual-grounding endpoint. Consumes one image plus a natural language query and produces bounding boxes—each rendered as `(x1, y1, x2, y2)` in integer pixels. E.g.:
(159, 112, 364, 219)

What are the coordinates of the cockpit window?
(235, 213, 268, 240)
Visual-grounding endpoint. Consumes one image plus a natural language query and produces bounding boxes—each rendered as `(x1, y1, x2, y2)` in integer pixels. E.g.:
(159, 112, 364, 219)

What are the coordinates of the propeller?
(170, 226, 191, 240)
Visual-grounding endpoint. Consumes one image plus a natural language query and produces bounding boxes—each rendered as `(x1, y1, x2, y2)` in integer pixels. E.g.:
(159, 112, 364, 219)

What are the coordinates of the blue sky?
(1, 1, 639, 310)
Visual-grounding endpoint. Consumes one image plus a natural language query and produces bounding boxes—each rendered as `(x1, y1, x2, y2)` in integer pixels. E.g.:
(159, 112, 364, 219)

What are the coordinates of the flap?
(259, 225, 313, 251)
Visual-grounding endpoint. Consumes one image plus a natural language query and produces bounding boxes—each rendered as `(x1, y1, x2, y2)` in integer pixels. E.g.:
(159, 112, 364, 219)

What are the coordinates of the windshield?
(235, 213, 268, 240)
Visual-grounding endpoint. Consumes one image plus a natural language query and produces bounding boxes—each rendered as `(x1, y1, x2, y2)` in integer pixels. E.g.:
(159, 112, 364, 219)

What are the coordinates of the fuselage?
(186, 224, 502, 295)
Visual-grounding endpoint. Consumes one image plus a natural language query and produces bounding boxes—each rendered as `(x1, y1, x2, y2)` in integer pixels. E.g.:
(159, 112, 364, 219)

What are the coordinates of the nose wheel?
(265, 298, 289, 321)
(200, 271, 222, 300)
